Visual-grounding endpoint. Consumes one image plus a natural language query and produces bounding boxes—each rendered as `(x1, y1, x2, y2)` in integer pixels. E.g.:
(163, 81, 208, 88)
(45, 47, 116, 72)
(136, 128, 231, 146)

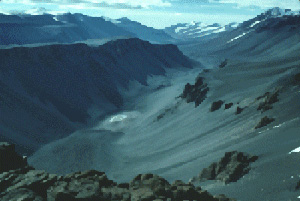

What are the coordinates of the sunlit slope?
(29, 52, 300, 200)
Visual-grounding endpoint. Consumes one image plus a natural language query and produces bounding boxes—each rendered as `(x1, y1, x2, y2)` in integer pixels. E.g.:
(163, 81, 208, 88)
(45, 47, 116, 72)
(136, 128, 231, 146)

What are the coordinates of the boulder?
(225, 103, 233, 110)
(257, 89, 279, 112)
(181, 76, 209, 107)
(129, 173, 172, 198)
(235, 106, 243, 115)
(194, 151, 258, 184)
(255, 116, 275, 129)
(210, 100, 224, 112)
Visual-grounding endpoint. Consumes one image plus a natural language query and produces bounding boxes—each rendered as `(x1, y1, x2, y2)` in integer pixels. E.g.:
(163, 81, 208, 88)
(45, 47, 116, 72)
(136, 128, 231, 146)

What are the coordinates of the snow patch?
(227, 31, 251, 43)
(289, 147, 300, 154)
(273, 123, 285, 128)
(175, 26, 186, 33)
(109, 114, 128, 123)
(214, 27, 226, 33)
(250, 20, 261, 28)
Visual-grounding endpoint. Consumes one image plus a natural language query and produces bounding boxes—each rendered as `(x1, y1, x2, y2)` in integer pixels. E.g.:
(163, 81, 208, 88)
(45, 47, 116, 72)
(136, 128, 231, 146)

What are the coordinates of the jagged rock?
(48, 170, 114, 200)
(255, 116, 275, 129)
(210, 100, 224, 112)
(0, 142, 235, 201)
(129, 173, 172, 198)
(0, 142, 28, 173)
(235, 106, 243, 114)
(257, 89, 279, 112)
(225, 103, 233, 110)
(181, 76, 209, 107)
(0, 168, 57, 199)
(193, 151, 258, 184)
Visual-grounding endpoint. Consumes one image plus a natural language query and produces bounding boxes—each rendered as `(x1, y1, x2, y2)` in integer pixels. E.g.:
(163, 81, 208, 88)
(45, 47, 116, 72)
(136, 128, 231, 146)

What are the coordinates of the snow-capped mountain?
(164, 21, 238, 40)
(111, 17, 175, 44)
(240, 7, 299, 30)
(180, 7, 300, 60)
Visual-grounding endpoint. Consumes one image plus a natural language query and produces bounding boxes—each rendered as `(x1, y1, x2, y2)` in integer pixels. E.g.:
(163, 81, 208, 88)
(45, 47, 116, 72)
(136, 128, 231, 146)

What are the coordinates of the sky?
(0, 0, 300, 28)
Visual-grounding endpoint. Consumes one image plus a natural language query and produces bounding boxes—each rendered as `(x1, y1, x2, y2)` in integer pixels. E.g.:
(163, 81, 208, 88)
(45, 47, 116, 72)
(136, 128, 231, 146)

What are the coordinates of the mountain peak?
(265, 7, 297, 17)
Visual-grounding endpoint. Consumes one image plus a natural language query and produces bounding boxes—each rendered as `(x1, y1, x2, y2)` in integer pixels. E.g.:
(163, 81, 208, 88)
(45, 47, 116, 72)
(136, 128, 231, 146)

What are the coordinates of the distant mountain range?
(180, 7, 300, 60)
(112, 17, 175, 44)
(1, 7, 299, 47)
(164, 21, 238, 40)
(0, 13, 134, 46)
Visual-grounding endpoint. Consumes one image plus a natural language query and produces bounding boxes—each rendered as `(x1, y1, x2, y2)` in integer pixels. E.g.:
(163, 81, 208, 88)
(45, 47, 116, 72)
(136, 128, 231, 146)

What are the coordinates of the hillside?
(27, 9, 300, 201)
(1, 7, 300, 201)
(0, 38, 194, 155)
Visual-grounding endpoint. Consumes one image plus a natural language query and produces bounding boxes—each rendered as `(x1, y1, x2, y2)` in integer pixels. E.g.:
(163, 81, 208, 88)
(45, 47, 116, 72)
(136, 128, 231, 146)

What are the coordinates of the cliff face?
(0, 38, 194, 154)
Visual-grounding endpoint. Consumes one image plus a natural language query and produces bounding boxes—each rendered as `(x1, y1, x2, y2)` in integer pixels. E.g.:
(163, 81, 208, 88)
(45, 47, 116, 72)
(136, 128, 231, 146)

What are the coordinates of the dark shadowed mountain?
(112, 17, 175, 44)
(0, 38, 194, 155)
(0, 13, 135, 46)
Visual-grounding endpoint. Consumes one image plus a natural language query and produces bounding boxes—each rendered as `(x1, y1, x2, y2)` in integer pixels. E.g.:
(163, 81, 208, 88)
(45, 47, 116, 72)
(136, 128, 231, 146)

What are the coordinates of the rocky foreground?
(0, 142, 236, 201)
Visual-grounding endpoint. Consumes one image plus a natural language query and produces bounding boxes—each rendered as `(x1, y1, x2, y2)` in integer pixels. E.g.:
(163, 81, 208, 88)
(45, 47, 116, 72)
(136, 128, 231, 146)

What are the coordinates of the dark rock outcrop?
(210, 100, 224, 112)
(235, 106, 244, 115)
(156, 102, 180, 121)
(255, 116, 275, 129)
(181, 76, 209, 107)
(192, 151, 258, 184)
(224, 103, 233, 110)
(0, 142, 28, 174)
(219, 59, 228, 68)
(0, 142, 235, 201)
(257, 89, 279, 112)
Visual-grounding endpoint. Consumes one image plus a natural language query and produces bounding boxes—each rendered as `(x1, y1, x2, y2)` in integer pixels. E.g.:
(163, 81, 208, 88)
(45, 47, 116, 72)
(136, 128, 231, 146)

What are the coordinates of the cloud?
(170, 0, 300, 9)
(0, 0, 172, 9)
(170, 0, 219, 2)
(217, 0, 300, 9)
